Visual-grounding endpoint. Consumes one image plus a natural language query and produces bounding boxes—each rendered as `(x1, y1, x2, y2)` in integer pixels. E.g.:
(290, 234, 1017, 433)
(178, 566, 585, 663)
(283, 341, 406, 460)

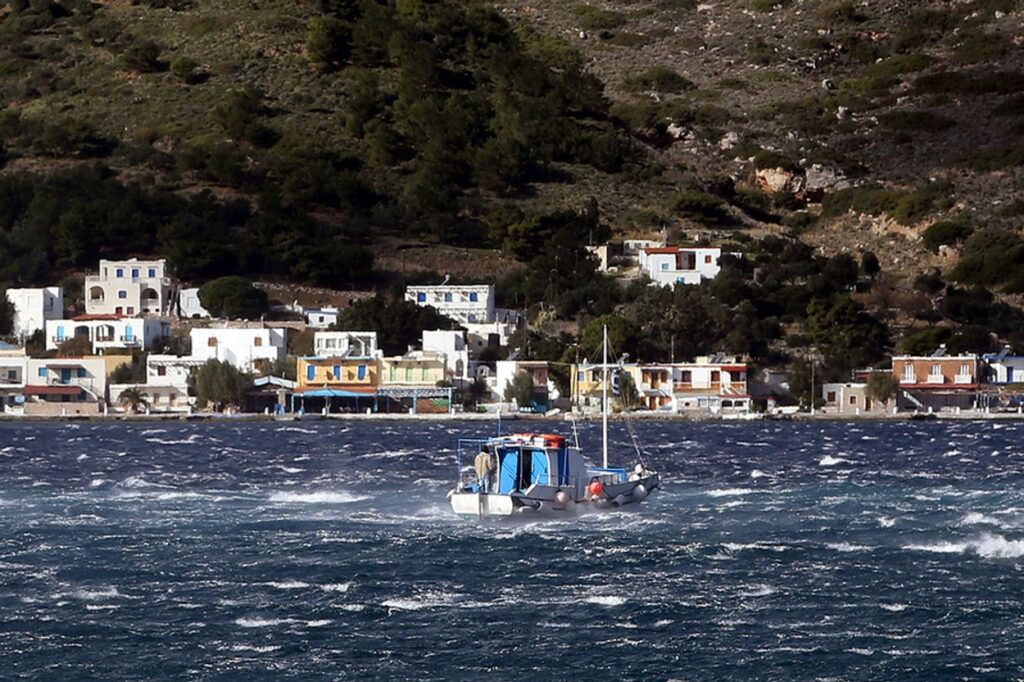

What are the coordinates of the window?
(903, 364, 914, 381)
(126, 307, 134, 315)
(469, 292, 478, 302)
(577, 371, 584, 382)
(960, 363, 970, 375)
(405, 367, 413, 382)
(118, 290, 127, 299)
(208, 337, 218, 347)
(77, 368, 87, 378)
(307, 365, 316, 381)
(56, 326, 65, 341)
(38, 367, 48, 377)
(334, 365, 341, 379)
(930, 364, 942, 376)
(444, 293, 453, 302)
(116, 268, 124, 277)
(711, 371, 721, 382)
(358, 365, 367, 380)
(148, 268, 156, 278)
(421, 367, 429, 381)
(680, 370, 691, 382)
(417, 293, 426, 302)
(157, 366, 166, 377)
(827, 391, 836, 403)
(124, 326, 133, 341)
(131, 268, 140, 279)
(661, 263, 669, 270)
(389, 366, 396, 381)
(254, 337, 263, 347)
(705, 255, 712, 264)
(849, 395, 857, 405)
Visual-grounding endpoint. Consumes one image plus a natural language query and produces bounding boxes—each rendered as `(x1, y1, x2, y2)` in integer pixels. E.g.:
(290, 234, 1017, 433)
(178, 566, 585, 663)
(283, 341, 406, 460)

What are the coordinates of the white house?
(0, 344, 26, 413)
(6, 287, 63, 340)
(85, 258, 172, 316)
(422, 329, 470, 382)
(313, 331, 379, 358)
(190, 327, 287, 372)
(639, 246, 727, 287)
(177, 288, 210, 319)
(305, 306, 340, 329)
(45, 316, 170, 353)
(25, 357, 108, 414)
(405, 284, 495, 325)
(983, 347, 1024, 384)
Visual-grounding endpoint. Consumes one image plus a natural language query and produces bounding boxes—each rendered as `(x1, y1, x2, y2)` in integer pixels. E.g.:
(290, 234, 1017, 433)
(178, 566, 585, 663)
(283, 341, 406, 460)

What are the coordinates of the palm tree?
(118, 387, 149, 414)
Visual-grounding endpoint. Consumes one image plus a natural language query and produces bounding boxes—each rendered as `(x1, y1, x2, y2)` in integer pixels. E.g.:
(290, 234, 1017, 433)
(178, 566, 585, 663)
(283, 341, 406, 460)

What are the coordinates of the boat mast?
(602, 324, 609, 469)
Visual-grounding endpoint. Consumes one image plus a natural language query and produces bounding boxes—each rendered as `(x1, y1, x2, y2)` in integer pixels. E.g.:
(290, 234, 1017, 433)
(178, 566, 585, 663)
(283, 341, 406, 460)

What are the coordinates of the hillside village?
(1, 252, 1022, 419)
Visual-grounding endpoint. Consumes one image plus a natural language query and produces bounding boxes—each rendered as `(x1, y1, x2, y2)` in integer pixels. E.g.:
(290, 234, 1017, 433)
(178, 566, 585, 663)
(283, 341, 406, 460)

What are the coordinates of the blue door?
(498, 448, 519, 494)
(61, 369, 72, 383)
(530, 449, 550, 486)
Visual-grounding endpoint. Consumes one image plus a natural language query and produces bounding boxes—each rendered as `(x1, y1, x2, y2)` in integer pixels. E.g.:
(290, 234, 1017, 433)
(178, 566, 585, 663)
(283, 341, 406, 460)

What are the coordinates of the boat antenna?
(497, 408, 503, 437)
(602, 323, 609, 469)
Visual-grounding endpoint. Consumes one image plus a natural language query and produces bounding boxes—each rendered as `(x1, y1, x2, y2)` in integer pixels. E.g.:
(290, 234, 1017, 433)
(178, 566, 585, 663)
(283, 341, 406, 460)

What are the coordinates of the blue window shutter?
(131, 268, 139, 278)
(358, 365, 366, 380)
(38, 367, 48, 377)
(57, 326, 65, 341)
(77, 368, 87, 378)
(125, 326, 133, 340)
(307, 365, 316, 381)
(333, 365, 341, 379)
(116, 268, 123, 277)
(148, 268, 155, 277)
(470, 292, 478, 302)
(417, 293, 426, 302)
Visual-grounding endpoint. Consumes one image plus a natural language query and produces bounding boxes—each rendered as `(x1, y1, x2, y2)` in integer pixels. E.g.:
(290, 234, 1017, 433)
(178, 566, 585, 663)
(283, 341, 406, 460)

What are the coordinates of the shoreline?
(1, 411, 1023, 423)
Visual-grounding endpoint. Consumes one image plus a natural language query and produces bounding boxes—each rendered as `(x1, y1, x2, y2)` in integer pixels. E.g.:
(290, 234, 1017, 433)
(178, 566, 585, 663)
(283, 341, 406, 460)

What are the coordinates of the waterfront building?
(305, 306, 340, 329)
(891, 348, 978, 412)
(0, 343, 27, 413)
(44, 316, 171, 353)
(5, 287, 63, 340)
(85, 258, 172, 316)
(820, 382, 891, 415)
(982, 346, 1024, 384)
(24, 357, 110, 415)
(189, 327, 287, 373)
(404, 283, 519, 347)
(422, 330, 470, 382)
(494, 360, 553, 412)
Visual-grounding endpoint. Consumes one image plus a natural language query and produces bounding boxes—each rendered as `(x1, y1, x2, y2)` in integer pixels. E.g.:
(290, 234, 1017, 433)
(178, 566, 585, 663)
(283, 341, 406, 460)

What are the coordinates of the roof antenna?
(440, 273, 451, 285)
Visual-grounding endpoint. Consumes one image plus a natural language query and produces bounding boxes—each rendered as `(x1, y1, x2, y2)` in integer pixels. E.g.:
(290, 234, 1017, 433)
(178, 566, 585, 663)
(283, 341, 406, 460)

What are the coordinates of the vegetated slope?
(3, 0, 1024, 379)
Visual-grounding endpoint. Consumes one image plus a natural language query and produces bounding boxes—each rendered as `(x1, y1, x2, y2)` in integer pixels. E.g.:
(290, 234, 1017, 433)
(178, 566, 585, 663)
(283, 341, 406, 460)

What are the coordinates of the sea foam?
(268, 491, 369, 504)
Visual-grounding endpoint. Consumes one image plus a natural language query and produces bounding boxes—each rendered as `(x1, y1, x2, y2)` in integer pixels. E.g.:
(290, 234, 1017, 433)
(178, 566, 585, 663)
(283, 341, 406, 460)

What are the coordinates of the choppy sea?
(2, 419, 1024, 680)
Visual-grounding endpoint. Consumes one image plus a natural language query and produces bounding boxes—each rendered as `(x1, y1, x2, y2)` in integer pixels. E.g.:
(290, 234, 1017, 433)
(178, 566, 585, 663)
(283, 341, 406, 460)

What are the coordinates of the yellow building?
(296, 356, 380, 389)
(380, 351, 446, 386)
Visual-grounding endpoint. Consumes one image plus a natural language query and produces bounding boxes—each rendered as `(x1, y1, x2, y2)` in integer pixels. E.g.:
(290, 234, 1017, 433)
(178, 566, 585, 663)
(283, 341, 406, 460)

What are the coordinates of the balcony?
(926, 374, 945, 384)
(118, 336, 141, 344)
(899, 375, 917, 384)
(954, 374, 973, 384)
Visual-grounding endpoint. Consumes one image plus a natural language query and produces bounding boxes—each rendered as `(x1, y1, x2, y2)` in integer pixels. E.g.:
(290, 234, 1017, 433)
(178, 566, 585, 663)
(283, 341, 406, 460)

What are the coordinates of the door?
(498, 448, 520, 494)
(1009, 367, 1014, 383)
(530, 449, 550, 486)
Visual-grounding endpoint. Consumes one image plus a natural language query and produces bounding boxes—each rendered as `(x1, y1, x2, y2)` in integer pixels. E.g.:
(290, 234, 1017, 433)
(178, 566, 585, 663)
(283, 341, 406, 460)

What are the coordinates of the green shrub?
(169, 56, 199, 83)
(198, 275, 269, 319)
(954, 145, 1024, 171)
(822, 182, 952, 225)
(954, 31, 1009, 64)
(915, 70, 1024, 96)
(672, 189, 730, 225)
(121, 39, 162, 73)
(753, 149, 798, 171)
(748, 38, 779, 65)
(951, 228, 1024, 288)
(922, 218, 973, 252)
(878, 109, 955, 132)
(573, 5, 627, 31)
(624, 66, 694, 93)
(815, 0, 867, 23)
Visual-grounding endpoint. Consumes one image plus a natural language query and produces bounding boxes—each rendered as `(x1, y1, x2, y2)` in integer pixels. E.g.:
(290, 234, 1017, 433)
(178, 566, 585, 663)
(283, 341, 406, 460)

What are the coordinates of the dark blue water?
(2, 419, 1024, 680)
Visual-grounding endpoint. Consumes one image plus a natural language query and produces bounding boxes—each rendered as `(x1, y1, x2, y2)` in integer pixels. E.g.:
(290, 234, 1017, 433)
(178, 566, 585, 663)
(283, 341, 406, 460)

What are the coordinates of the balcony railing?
(926, 374, 945, 384)
(954, 374, 973, 384)
(900, 374, 917, 384)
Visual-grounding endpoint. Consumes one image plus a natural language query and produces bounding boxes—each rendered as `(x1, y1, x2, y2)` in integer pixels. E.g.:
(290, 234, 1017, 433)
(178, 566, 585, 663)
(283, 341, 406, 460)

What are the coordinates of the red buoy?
(588, 481, 605, 498)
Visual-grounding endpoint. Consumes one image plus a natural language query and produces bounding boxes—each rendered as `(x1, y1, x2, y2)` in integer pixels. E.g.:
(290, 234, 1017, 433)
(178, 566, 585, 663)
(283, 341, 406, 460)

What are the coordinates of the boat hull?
(447, 473, 660, 518)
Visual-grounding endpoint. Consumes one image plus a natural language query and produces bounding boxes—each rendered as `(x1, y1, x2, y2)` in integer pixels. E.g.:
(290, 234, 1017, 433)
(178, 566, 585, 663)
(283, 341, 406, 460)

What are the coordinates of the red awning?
(25, 385, 82, 396)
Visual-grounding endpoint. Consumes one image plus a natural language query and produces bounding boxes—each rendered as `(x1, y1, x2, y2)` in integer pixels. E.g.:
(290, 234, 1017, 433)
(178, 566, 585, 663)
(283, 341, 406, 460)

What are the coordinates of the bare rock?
(756, 167, 804, 194)
(802, 164, 849, 201)
(667, 122, 692, 140)
(719, 131, 740, 150)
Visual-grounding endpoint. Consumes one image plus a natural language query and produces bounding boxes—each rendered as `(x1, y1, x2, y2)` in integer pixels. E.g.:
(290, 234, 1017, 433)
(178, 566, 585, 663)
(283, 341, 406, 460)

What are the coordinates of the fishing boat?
(447, 326, 661, 517)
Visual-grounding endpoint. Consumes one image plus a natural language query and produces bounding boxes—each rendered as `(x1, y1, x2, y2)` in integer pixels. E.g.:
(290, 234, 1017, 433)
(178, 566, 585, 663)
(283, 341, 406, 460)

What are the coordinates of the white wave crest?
(230, 645, 281, 653)
(268, 491, 370, 504)
(738, 584, 775, 598)
(819, 455, 848, 466)
(584, 595, 627, 607)
(827, 542, 871, 553)
(750, 469, 769, 479)
(235, 617, 297, 628)
(706, 488, 756, 497)
(905, 533, 1024, 559)
(266, 580, 309, 590)
(959, 512, 1005, 528)
(322, 583, 351, 593)
(878, 517, 896, 528)
(880, 603, 909, 612)
(74, 586, 122, 601)
(117, 476, 173, 490)
(77, 454, 89, 462)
